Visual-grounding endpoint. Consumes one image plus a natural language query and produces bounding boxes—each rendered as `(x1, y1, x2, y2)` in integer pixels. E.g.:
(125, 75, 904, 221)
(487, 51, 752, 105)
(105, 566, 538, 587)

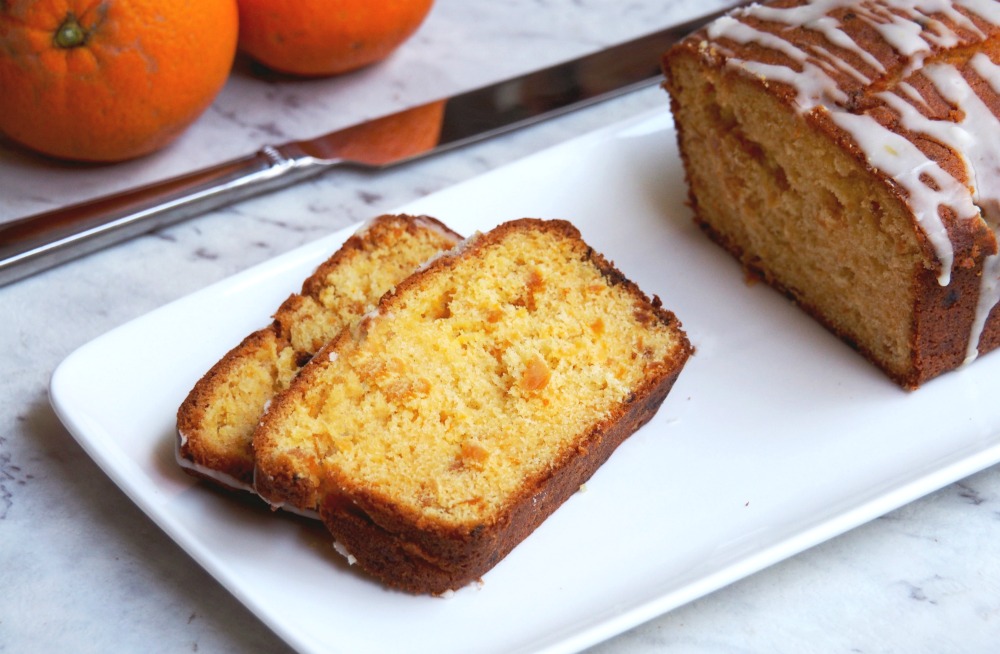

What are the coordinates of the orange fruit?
(236, 0, 434, 77)
(0, 0, 239, 162)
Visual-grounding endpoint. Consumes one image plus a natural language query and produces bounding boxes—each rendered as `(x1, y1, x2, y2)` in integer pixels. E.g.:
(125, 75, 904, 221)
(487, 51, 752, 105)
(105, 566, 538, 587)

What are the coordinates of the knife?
(0, 5, 736, 287)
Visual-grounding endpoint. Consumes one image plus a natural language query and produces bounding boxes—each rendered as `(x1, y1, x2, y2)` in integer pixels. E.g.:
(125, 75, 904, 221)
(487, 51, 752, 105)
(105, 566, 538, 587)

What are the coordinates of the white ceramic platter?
(50, 109, 1000, 654)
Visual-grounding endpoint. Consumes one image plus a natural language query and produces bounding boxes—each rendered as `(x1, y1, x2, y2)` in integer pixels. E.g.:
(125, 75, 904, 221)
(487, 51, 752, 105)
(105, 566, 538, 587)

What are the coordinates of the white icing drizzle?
(415, 230, 482, 273)
(962, 0, 1000, 25)
(811, 16, 888, 72)
(350, 214, 381, 238)
(810, 44, 874, 84)
(858, 4, 941, 54)
(175, 439, 256, 494)
(875, 57, 1000, 361)
(412, 214, 462, 244)
(957, 54, 1000, 361)
(828, 109, 969, 283)
(741, 61, 847, 107)
(974, 251, 1000, 361)
(709, 15, 852, 107)
(333, 540, 358, 565)
(353, 214, 460, 245)
(740, 58, 851, 107)
(705, 0, 1000, 362)
(176, 431, 321, 519)
(266, 500, 321, 520)
(896, 80, 931, 110)
(970, 54, 1000, 219)
(921, 62, 1000, 218)
(710, 15, 813, 63)
(751, 0, 887, 72)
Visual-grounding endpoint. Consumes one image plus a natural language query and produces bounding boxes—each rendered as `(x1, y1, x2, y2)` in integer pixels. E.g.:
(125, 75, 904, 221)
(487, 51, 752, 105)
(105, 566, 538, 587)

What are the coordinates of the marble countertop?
(3, 1, 1000, 652)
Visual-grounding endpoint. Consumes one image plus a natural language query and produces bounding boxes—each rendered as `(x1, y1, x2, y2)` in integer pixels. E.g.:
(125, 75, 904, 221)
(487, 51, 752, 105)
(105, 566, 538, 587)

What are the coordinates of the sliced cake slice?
(253, 218, 692, 593)
(176, 214, 463, 492)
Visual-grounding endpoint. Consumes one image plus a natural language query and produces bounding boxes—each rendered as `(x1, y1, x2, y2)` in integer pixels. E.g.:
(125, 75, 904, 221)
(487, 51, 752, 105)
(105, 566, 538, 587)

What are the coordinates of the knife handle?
(0, 144, 333, 287)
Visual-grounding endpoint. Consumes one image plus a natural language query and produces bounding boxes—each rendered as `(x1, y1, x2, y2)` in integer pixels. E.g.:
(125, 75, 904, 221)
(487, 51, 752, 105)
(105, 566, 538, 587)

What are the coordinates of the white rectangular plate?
(50, 109, 1000, 654)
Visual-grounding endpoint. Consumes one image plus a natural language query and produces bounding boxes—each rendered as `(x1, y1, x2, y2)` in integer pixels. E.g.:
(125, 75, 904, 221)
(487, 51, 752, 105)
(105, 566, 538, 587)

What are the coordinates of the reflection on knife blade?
(0, 3, 742, 287)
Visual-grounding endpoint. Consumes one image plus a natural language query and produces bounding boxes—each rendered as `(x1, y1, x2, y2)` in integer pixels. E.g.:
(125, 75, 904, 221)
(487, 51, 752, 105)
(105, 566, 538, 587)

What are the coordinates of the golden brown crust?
(254, 218, 692, 593)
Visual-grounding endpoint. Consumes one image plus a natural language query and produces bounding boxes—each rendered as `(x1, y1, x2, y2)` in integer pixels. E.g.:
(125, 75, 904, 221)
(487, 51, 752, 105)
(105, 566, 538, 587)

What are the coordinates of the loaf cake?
(176, 214, 463, 492)
(662, 0, 1000, 388)
(253, 219, 692, 593)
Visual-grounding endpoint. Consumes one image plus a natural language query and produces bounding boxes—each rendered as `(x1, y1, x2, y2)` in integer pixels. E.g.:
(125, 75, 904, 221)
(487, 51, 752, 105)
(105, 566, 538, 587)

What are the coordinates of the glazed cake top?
(687, 0, 1000, 362)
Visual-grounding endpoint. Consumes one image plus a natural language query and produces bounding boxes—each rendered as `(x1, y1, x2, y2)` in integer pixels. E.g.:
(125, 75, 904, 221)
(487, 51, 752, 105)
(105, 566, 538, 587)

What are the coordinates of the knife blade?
(0, 4, 736, 287)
